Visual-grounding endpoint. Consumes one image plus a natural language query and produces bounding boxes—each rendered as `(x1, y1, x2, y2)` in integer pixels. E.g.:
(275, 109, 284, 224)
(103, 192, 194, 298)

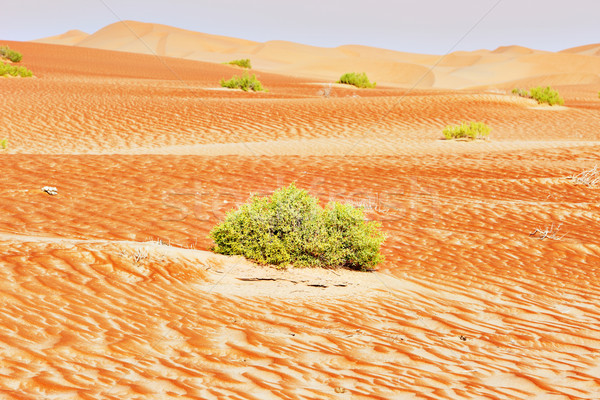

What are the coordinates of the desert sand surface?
(1, 35, 600, 399)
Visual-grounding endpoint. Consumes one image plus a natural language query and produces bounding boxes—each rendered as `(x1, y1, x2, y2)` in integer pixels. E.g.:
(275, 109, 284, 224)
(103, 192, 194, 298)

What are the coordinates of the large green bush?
(0, 46, 23, 63)
(338, 72, 376, 88)
(210, 184, 386, 270)
(512, 86, 564, 106)
(0, 62, 33, 77)
(220, 72, 266, 92)
(443, 121, 491, 140)
(226, 59, 252, 69)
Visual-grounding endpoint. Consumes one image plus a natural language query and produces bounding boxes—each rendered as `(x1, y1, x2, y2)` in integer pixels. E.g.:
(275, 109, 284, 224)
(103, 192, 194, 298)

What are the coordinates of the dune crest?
(561, 43, 600, 57)
(33, 29, 89, 46)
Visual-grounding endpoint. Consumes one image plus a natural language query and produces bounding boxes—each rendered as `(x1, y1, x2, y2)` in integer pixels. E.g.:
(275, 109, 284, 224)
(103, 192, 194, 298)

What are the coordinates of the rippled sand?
(1, 41, 600, 399)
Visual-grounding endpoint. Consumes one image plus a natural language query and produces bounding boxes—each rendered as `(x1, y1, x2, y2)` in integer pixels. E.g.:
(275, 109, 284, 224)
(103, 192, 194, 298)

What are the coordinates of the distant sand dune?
(561, 43, 600, 57)
(33, 29, 89, 45)
(31, 20, 600, 89)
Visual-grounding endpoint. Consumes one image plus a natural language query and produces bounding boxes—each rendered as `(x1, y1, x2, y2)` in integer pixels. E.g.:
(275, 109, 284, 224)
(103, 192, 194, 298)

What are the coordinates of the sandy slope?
(1, 41, 600, 398)
(33, 20, 600, 89)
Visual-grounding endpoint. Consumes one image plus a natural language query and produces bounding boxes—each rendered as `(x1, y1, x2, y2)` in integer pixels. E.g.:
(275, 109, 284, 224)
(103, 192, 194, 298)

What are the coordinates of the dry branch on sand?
(529, 223, 566, 240)
(567, 166, 600, 186)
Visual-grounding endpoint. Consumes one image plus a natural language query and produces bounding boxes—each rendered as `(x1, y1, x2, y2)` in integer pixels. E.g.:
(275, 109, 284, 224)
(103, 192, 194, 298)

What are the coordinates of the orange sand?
(0, 36, 600, 399)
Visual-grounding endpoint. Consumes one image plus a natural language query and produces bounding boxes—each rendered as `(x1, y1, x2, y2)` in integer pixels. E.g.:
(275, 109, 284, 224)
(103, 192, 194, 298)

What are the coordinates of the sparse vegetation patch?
(0, 139, 7, 150)
(220, 72, 266, 92)
(0, 46, 23, 63)
(512, 86, 564, 106)
(0, 62, 33, 77)
(338, 72, 376, 88)
(226, 59, 252, 69)
(511, 88, 529, 98)
(210, 183, 386, 271)
(529, 86, 564, 106)
(443, 121, 491, 140)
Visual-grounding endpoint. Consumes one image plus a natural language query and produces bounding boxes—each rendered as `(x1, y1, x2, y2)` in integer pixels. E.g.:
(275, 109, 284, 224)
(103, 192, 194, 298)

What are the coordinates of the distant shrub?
(0, 139, 6, 150)
(338, 72, 376, 88)
(443, 121, 491, 140)
(210, 183, 386, 271)
(529, 86, 564, 106)
(226, 59, 252, 69)
(220, 72, 266, 92)
(512, 86, 564, 106)
(512, 88, 529, 98)
(0, 46, 23, 63)
(0, 62, 33, 77)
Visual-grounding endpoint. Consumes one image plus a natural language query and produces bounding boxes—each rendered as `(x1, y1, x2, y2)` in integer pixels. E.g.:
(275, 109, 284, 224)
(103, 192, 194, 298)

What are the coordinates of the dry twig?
(567, 165, 600, 186)
(529, 223, 566, 240)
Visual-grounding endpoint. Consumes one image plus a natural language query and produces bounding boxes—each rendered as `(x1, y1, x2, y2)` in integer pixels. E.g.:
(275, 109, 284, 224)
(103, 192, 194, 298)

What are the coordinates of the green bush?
(512, 86, 564, 106)
(338, 72, 376, 88)
(0, 139, 6, 150)
(210, 183, 386, 270)
(512, 88, 529, 98)
(529, 86, 564, 106)
(0, 46, 23, 63)
(0, 62, 33, 77)
(443, 121, 491, 140)
(226, 59, 252, 69)
(220, 72, 266, 92)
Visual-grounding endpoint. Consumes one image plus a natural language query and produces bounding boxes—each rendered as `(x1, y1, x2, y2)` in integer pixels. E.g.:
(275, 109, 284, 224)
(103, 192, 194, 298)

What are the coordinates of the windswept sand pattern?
(2, 78, 600, 155)
(0, 236, 599, 399)
(1, 39, 600, 398)
(2, 42, 600, 155)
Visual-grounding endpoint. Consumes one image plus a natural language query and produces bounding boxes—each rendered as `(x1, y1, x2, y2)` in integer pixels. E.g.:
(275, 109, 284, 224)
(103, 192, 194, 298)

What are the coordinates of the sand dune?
(561, 43, 600, 57)
(75, 21, 257, 58)
(33, 29, 89, 46)
(1, 39, 600, 398)
(33, 20, 600, 89)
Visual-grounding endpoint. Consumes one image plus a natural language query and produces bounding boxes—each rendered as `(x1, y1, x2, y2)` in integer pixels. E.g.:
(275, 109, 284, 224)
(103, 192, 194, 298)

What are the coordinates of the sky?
(1, 0, 598, 54)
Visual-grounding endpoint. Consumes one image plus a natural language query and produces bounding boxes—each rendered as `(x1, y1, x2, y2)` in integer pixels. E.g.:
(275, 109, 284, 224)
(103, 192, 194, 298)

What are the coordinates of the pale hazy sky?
(2, 0, 598, 54)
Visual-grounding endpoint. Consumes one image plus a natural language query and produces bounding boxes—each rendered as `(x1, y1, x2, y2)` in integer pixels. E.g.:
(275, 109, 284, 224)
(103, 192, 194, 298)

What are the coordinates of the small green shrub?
(338, 72, 376, 88)
(512, 86, 564, 106)
(529, 86, 564, 106)
(210, 183, 386, 270)
(0, 46, 23, 63)
(220, 72, 266, 92)
(512, 88, 529, 98)
(0, 62, 33, 77)
(226, 59, 252, 69)
(0, 139, 6, 150)
(443, 121, 491, 140)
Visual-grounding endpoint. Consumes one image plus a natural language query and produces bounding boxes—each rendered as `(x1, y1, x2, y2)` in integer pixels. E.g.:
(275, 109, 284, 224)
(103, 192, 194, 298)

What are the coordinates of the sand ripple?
(0, 41, 599, 399)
